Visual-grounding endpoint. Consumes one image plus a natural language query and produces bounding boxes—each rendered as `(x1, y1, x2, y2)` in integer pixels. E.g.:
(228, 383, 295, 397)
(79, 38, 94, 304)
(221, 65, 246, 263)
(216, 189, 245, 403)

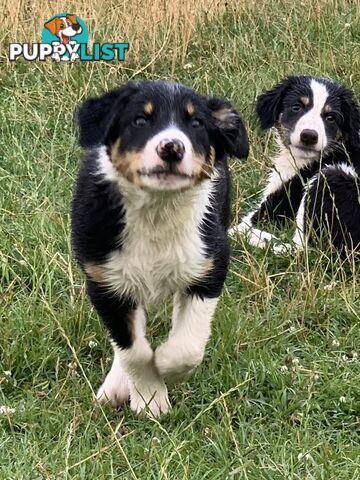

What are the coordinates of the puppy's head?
(77, 81, 248, 191)
(257, 75, 360, 159)
(44, 15, 82, 42)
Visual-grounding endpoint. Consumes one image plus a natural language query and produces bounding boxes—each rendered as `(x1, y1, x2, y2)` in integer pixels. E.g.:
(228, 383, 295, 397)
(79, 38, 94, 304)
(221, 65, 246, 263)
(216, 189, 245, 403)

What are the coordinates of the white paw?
(228, 222, 249, 237)
(96, 368, 130, 407)
(272, 242, 293, 255)
(130, 379, 170, 417)
(155, 341, 202, 382)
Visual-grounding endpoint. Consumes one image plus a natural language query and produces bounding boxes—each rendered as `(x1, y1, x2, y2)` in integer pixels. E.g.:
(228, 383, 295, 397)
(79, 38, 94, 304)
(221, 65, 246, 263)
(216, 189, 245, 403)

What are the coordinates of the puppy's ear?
(66, 14, 78, 25)
(44, 17, 59, 35)
(76, 82, 138, 148)
(256, 76, 294, 129)
(208, 97, 249, 159)
(340, 89, 360, 152)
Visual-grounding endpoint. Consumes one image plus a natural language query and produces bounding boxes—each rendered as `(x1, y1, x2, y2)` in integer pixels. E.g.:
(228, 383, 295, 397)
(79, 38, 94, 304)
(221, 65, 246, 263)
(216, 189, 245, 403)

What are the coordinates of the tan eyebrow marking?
(323, 104, 332, 113)
(300, 96, 310, 106)
(143, 102, 154, 115)
(185, 102, 195, 116)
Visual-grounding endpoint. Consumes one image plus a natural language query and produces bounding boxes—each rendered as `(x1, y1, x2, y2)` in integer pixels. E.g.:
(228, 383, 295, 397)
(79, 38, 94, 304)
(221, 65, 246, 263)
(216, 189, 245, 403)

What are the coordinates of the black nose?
(300, 129, 318, 146)
(72, 23, 81, 31)
(156, 139, 185, 163)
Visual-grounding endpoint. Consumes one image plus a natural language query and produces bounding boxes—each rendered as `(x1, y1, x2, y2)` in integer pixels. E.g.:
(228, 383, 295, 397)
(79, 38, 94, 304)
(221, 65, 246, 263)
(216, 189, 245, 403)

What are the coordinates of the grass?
(1, 0, 360, 478)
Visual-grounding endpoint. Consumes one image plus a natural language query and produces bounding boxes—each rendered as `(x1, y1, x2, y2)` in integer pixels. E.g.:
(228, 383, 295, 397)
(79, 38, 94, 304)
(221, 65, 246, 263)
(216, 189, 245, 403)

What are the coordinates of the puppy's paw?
(272, 242, 293, 255)
(130, 379, 170, 417)
(155, 341, 202, 383)
(228, 222, 249, 237)
(96, 369, 130, 407)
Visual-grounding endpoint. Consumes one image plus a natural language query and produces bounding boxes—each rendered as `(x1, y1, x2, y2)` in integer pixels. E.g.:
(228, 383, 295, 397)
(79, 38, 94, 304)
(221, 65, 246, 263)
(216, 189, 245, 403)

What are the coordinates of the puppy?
(231, 75, 360, 255)
(71, 81, 248, 416)
(44, 15, 82, 44)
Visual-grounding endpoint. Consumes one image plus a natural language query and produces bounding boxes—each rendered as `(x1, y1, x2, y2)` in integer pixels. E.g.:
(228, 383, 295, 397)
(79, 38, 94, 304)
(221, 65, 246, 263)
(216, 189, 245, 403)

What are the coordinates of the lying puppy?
(231, 75, 360, 254)
(71, 81, 248, 416)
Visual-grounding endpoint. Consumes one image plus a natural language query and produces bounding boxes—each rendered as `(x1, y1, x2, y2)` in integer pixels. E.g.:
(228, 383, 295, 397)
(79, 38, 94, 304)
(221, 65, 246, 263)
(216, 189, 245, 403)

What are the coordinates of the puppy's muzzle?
(72, 23, 81, 32)
(156, 139, 185, 164)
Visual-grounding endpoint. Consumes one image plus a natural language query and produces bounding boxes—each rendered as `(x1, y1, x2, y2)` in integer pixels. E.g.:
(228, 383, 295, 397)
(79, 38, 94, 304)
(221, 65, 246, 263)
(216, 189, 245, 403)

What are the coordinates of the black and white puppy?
(231, 75, 360, 254)
(71, 81, 248, 416)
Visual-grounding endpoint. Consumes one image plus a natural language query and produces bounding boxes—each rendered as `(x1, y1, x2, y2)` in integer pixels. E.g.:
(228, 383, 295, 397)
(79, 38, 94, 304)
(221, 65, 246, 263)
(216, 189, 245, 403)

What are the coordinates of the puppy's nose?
(156, 139, 185, 163)
(300, 129, 318, 146)
(73, 23, 81, 31)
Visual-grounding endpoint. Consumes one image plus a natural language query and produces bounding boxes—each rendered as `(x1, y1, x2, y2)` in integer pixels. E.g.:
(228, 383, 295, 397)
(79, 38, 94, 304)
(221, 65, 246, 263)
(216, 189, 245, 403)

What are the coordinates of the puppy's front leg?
(155, 292, 219, 384)
(87, 281, 169, 416)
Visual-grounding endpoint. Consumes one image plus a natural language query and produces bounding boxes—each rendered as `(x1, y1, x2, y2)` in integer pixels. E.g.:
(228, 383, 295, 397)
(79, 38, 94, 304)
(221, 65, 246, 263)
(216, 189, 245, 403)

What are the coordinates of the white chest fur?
(263, 138, 317, 198)
(95, 157, 215, 305)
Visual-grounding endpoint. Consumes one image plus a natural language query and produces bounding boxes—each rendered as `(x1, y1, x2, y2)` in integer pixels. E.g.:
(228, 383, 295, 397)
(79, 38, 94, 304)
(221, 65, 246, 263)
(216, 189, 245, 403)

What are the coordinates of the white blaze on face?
(290, 79, 329, 153)
(139, 126, 195, 190)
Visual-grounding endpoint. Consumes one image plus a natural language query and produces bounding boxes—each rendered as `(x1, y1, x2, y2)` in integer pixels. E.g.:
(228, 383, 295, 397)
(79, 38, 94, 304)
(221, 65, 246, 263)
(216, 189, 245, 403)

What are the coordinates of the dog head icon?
(44, 15, 82, 44)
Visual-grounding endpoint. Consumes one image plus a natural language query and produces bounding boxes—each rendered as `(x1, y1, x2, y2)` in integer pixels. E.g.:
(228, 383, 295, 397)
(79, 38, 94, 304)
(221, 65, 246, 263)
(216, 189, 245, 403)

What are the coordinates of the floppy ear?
(44, 17, 59, 35)
(340, 89, 360, 152)
(208, 97, 249, 159)
(66, 14, 78, 25)
(76, 82, 138, 148)
(256, 76, 295, 129)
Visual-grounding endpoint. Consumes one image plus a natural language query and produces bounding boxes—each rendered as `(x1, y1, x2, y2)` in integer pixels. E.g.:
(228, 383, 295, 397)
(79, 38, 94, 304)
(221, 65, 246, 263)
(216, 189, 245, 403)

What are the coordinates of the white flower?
(297, 452, 310, 461)
(183, 63, 194, 70)
(88, 340, 98, 349)
(339, 396, 346, 403)
(324, 281, 337, 291)
(280, 365, 288, 373)
(292, 357, 300, 365)
(3, 370, 11, 377)
(151, 437, 161, 447)
(0, 405, 15, 415)
(332, 339, 340, 347)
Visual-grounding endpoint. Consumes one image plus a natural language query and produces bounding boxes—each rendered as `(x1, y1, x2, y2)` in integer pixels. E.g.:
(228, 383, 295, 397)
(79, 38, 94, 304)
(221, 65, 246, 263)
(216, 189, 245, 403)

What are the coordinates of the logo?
(9, 13, 129, 62)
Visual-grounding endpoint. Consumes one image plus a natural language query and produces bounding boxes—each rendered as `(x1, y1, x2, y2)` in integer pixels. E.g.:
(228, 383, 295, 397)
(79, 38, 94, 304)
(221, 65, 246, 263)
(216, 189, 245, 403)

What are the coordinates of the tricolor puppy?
(44, 15, 82, 44)
(231, 75, 360, 255)
(71, 81, 248, 416)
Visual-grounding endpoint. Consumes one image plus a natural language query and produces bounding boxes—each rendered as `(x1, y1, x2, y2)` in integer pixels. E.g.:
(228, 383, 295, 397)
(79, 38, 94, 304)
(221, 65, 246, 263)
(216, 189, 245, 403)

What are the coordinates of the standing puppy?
(231, 75, 360, 254)
(71, 81, 248, 416)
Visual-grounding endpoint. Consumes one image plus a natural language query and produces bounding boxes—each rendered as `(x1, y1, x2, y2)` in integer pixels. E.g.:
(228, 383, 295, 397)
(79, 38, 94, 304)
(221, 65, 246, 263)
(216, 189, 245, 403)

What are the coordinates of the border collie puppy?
(71, 81, 248, 416)
(230, 75, 360, 254)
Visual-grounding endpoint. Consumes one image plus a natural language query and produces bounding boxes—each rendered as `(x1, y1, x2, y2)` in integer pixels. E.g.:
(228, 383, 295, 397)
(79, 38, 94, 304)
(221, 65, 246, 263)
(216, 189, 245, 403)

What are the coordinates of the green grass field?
(1, 1, 360, 478)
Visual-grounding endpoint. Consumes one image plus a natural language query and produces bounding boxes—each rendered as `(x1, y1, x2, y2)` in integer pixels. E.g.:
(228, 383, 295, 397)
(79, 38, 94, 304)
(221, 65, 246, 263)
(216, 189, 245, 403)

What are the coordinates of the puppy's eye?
(291, 104, 303, 113)
(325, 114, 335, 123)
(133, 116, 148, 127)
(190, 118, 203, 128)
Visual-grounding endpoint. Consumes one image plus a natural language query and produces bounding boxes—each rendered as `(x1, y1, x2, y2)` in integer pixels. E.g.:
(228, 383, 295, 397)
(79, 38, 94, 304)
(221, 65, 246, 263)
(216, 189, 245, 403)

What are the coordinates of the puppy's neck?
(274, 130, 318, 170)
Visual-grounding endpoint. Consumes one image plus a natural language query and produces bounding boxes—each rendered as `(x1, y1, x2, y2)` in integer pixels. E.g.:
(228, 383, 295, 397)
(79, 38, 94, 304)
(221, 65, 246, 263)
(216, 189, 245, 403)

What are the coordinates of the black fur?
(77, 83, 139, 148)
(254, 163, 320, 224)
(256, 76, 294, 129)
(307, 164, 360, 255)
